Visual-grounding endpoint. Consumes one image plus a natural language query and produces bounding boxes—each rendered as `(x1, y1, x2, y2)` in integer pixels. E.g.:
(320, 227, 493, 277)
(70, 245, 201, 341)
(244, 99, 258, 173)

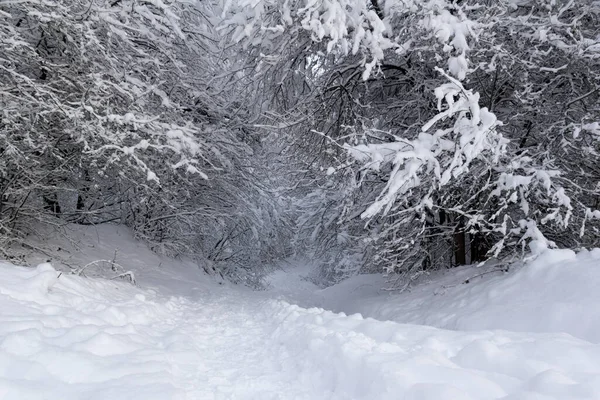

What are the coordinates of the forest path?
(1, 261, 600, 399)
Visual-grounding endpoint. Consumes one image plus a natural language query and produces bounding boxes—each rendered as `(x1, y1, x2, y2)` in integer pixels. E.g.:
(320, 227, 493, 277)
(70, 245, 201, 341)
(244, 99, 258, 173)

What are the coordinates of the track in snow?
(1, 262, 600, 399)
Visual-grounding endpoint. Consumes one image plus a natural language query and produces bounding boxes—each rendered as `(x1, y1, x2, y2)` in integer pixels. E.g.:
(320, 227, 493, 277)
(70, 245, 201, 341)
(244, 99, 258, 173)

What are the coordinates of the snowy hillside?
(2, 232, 600, 399)
(8, 223, 224, 298)
(334, 248, 600, 343)
(269, 249, 600, 343)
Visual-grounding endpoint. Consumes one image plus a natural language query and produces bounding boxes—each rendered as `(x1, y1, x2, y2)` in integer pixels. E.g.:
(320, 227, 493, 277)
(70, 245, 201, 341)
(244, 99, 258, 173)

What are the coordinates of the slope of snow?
(3, 224, 600, 399)
(268, 249, 600, 343)
(344, 248, 600, 343)
(1, 255, 600, 399)
(9, 222, 224, 298)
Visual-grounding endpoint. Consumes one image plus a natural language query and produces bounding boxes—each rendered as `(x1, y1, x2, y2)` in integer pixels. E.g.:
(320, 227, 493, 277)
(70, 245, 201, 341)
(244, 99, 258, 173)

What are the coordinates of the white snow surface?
(270, 249, 600, 344)
(2, 225, 600, 399)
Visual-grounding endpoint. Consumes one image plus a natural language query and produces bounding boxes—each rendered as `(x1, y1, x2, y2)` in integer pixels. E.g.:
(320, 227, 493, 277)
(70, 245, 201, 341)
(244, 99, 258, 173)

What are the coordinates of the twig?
(565, 87, 599, 108)
(463, 266, 509, 284)
(110, 271, 136, 285)
(75, 259, 126, 277)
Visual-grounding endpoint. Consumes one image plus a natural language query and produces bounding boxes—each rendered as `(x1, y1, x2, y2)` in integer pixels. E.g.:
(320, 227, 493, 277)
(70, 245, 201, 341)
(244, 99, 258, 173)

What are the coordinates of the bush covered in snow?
(228, 0, 600, 285)
(1, 0, 598, 287)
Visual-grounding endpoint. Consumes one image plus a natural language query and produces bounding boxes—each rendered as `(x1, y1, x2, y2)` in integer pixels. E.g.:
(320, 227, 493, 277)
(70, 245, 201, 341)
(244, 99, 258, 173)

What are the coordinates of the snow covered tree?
(228, 0, 600, 286)
(2, 0, 598, 288)
(0, 0, 292, 284)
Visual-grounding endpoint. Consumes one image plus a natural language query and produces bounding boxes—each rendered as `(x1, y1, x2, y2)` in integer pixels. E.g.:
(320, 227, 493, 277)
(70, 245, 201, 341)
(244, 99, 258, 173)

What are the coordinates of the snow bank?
(319, 248, 600, 343)
(0, 261, 182, 399)
(2, 254, 600, 399)
(267, 300, 600, 400)
(11, 222, 222, 298)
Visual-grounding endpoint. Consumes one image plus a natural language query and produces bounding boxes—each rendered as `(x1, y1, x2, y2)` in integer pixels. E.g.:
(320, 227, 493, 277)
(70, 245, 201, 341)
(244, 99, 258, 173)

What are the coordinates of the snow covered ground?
(268, 249, 600, 343)
(2, 224, 600, 399)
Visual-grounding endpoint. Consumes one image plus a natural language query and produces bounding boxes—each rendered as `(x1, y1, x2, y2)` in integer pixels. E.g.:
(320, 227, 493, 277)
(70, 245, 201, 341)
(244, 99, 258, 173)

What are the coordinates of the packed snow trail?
(2, 262, 600, 399)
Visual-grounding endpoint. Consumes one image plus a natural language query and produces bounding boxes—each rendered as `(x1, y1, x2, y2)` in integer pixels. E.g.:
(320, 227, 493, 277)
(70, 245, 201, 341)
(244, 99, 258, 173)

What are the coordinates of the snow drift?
(2, 254, 600, 399)
(314, 248, 600, 343)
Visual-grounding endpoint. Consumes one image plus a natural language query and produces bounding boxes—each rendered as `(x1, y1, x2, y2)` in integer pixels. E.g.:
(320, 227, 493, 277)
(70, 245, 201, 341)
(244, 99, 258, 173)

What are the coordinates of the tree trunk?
(470, 229, 489, 263)
(453, 216, 466, 266)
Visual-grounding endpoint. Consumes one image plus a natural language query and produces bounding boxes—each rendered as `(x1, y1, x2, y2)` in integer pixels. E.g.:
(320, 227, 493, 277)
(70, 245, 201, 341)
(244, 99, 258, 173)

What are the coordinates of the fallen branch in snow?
(433, 264, 512, 295)
(110, 271, 137, 285)
(463, 266, 510, 285)
(74, 259, 135, 285)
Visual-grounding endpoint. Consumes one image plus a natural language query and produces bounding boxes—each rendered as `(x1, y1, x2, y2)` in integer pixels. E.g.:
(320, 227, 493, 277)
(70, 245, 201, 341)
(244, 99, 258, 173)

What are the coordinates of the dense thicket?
(1, 0, 598, 288)
(227, 0, 600, 286)
(0, 0, 291, 285)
